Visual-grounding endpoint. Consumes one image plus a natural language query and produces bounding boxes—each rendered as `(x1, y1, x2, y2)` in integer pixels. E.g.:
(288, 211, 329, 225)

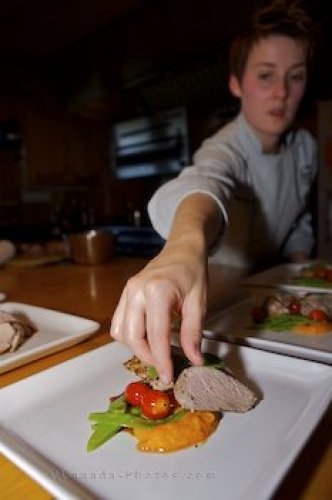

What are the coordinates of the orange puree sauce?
(292, 320, 332, 335)
(133, 411, 219, 453)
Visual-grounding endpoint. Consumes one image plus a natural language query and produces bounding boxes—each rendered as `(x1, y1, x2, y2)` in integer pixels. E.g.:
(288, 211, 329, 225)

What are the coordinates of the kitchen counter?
(0, 258, 331, 499)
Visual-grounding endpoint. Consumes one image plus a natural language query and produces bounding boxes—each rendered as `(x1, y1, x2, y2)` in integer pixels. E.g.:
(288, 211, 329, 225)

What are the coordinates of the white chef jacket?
(148, 113, 317, 269)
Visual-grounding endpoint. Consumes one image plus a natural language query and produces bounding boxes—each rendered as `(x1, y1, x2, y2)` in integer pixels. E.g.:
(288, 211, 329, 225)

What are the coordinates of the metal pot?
(69, 230, 114, 265)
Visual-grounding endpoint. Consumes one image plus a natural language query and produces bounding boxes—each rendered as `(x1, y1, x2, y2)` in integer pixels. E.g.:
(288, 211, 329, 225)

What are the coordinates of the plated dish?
(0, 302, 100, 374)
(87, 350, 258, 454)
(242, 261, 332, 293)
(204, 289, 332, 364)
(0, 340, 331, 500)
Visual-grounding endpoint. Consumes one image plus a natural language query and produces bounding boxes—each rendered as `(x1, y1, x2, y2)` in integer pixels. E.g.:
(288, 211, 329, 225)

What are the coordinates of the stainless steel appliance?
(111, 107, 189, 179)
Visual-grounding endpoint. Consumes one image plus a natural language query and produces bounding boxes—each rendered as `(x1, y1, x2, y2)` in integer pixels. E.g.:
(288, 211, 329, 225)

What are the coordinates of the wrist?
(164, 228, 207, 259)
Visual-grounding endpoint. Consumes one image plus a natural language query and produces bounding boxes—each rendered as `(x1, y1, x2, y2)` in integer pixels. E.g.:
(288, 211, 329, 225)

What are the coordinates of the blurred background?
(0, 0, 331, 257)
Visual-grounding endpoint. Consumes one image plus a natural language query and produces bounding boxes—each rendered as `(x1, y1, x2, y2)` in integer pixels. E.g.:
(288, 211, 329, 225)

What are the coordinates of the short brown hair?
(229, 0, 318, 82)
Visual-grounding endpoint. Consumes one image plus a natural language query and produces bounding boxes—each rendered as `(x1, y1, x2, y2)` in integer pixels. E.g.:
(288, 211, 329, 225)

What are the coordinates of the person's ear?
(229, 75, 242, 98)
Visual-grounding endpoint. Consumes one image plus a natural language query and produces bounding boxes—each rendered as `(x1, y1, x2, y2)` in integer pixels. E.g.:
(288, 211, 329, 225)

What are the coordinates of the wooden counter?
(0, 258, 331, 500)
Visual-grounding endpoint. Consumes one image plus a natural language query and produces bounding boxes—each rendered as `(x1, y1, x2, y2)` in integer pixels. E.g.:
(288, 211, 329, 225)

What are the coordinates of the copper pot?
(69, 230, 114, 265)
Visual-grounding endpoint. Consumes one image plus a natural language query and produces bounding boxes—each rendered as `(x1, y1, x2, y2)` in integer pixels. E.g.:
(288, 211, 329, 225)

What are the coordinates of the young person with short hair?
(111, 0, 319, 384)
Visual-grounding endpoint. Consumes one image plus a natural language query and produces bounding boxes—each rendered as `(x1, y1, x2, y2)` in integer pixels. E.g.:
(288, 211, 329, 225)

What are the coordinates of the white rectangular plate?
(0, 302, 100, 374)
(204, 289, 332, 365)
(242, 262, 332, 293)
(0, 340, 331, 500)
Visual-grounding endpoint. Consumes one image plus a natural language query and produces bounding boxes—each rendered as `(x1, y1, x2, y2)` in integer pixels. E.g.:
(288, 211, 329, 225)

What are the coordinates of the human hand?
(110, 240, 206, 384)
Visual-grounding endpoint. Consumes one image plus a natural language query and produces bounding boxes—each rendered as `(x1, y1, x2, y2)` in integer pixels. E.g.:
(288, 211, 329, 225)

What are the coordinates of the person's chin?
(267, 116, 292, 135)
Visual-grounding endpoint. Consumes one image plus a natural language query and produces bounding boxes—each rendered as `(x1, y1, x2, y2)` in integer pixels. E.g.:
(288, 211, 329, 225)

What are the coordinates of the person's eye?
(290, 72, 306, 82)
(258, 72, 274, 81)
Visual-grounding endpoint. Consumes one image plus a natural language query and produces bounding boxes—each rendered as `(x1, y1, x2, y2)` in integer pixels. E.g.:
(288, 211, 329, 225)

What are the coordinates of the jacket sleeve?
(147, 134, 244, 240)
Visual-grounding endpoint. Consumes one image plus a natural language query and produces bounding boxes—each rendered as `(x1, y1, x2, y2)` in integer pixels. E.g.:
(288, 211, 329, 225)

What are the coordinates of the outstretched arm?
(110, 192, 223, 384)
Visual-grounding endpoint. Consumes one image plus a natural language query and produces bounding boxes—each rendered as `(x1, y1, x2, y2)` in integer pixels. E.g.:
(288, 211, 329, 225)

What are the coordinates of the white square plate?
(0, 302, 100, 374)
(204, 289, 332, 365)
(0, 340, 331, 500)
(242, 262, 332, 293)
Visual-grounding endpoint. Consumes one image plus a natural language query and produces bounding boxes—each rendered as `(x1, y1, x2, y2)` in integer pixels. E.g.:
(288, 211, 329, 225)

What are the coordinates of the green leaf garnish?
(87, 399, 187, 452)
(295, 277, 332, 288)
(89, 408, 187, 429)
(87, 349, 224, 452)
(203, 352, 225, 369)
(107, 394, 127, 412)
(87, 424, 122, 452)
(146, 366, 159, 379)
(254, 313, 316, 331)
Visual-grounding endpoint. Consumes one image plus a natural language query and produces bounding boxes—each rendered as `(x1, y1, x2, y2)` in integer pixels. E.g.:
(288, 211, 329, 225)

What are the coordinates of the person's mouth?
(269, 108, 286, 119)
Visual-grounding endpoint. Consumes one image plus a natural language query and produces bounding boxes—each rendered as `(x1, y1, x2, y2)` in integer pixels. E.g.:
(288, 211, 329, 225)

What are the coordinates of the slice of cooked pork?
(300, 293, 332, 316)
(0, 311, 35, 353)
(262, 294, 294, 316)
(174, 366, 258, 412)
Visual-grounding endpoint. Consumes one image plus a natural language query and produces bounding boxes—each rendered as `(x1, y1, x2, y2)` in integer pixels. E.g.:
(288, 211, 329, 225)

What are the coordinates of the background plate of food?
(204, 288, 332, 365)
(0, 339, 331, 500)
(242, 261, 332, 294)
(0, 302, 100, 374)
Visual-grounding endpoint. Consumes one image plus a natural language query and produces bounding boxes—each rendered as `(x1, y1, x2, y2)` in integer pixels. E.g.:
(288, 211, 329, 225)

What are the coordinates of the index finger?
(110, 285, 154, 367)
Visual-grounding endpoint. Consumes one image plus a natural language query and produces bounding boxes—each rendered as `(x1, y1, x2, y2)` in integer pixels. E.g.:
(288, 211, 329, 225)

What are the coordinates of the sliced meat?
(262, 294, 293, 316)
(300, 293, 332, 316)
(174, 366, 258, 412)
(124, 346, 190, 390)
(0, 310, 35, 353)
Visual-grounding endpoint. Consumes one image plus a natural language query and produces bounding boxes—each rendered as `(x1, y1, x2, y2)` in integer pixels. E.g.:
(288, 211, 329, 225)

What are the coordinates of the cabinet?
(0, 149, 21, 225)
(317, 101, 332, 258)
(21, 100, 109, 188)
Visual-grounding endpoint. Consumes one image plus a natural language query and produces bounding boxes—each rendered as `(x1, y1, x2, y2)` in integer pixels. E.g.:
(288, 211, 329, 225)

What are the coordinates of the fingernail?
(159, 372, 171, 385)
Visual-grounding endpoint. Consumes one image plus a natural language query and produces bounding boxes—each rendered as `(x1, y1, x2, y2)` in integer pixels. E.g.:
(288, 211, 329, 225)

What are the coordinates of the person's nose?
(273, 76, 288, 99)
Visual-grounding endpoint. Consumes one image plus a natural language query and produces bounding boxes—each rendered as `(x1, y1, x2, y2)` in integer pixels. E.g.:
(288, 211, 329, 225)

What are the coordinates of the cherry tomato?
(308, 309, 327, 321)
(125, 382, 150, 407)
(313, 267, 328, 279)
(288, 300, 301, 315)
(251, 306, 266, 323)
(141, 389, 171, 420)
